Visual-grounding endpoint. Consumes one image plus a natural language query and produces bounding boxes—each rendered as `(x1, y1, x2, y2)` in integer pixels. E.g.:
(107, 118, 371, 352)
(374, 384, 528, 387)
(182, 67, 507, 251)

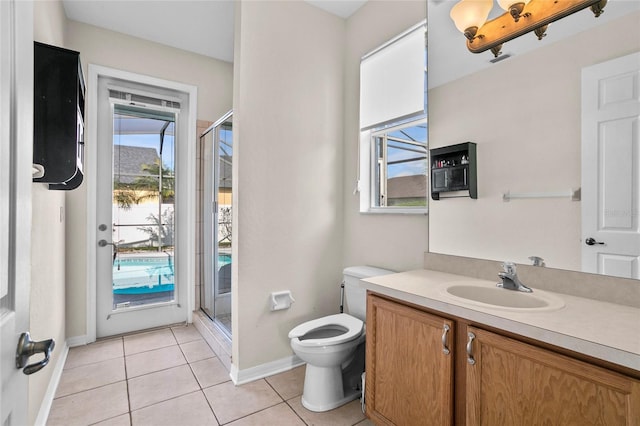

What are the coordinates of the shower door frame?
(200, 110, 233, 337)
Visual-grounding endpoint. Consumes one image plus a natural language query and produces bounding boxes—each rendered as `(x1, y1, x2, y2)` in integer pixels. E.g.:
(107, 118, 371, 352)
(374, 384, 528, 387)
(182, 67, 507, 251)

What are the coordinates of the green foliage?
(114, 159, 174, 209)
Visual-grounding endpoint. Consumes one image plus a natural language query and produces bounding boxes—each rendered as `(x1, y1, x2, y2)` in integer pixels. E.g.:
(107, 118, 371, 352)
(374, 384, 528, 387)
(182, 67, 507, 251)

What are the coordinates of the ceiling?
(62, 0, 638, 86)
(61, 0, 367, 63)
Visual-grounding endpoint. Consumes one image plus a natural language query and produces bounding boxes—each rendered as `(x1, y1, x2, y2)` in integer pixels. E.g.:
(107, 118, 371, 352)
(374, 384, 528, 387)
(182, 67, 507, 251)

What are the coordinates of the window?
(358, 20, 427, 214)
(372, 119, 427, 208)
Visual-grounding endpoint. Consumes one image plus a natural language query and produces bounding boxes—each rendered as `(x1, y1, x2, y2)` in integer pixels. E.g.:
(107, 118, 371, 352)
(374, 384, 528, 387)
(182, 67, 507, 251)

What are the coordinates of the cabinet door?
(466, 326, 640, 425)
(366, 295, 454, 426)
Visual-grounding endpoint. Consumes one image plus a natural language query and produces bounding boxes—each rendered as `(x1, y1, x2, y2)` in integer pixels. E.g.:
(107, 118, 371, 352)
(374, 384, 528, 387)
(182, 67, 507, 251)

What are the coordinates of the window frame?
(359, 116, 428, 215)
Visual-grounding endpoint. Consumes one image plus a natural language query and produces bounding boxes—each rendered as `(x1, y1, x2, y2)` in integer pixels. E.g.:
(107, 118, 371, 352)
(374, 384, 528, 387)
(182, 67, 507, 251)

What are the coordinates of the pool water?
(113, 254, 231, 294)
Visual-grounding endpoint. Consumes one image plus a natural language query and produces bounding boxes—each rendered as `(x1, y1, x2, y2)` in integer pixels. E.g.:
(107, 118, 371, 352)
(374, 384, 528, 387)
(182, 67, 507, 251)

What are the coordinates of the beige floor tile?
(227, 402, 305, 426)
(131, 391, 218, 426)
(265, 365, 306, 400)
(171, 325, 203, 344)
(47, 381, 129, 426)
(126, 345, 186, 378)
(56, 357, 125, 398)
(123, 328, 177, 356)
(64, 338, 123, 370)
(94, 413, 132, 426)
(204, 379, 282, 424)
(180, 339, 215, 363)
(189, 357, 230, 388)
(288, 398, 366, 426)
(355, 419, 375, 425)
(128, 364, 200, 410)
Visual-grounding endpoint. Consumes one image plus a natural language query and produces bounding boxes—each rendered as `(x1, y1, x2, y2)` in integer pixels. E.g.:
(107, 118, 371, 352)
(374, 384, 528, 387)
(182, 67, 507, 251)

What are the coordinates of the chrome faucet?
(497, 262, 532, 293)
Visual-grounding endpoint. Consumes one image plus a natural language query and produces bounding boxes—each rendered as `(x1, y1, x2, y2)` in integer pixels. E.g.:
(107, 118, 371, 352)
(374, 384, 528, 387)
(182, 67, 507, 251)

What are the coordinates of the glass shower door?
(200, 111, 233, 337)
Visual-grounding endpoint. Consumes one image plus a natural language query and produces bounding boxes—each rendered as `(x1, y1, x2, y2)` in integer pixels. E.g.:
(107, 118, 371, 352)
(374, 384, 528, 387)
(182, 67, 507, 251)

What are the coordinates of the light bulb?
(497, 0, 531, 11)
(497, 0, 532, 22)
(450, 0, 493, 37)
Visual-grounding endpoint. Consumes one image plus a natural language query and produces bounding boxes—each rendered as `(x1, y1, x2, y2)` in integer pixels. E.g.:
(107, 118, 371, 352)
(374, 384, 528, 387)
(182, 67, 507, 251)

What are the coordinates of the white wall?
(63, 21, 234, 339)
(30, 1, 68, 423)
(232, 0, 345, 372)
(342, 1, 429, 273)
(428, 12, 640, 271)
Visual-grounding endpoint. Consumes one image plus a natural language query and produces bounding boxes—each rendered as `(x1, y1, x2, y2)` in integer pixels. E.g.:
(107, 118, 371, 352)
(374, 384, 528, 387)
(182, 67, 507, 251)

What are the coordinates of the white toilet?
(288, 266, 394, 412)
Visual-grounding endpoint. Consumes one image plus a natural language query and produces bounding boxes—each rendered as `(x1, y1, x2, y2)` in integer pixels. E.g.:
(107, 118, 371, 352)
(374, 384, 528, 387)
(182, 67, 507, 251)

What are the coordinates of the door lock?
(15, 332, 55, 375)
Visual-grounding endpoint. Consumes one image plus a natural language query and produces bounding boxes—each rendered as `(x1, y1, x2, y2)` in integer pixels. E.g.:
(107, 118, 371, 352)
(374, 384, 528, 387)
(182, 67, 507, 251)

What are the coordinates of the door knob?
(15, 332, 55, 375)
(585, 237, 605, 246)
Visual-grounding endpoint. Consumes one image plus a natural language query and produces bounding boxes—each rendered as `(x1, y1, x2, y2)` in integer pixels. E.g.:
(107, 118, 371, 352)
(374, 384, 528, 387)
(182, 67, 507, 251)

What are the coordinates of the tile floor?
(47, 325, 374, 426)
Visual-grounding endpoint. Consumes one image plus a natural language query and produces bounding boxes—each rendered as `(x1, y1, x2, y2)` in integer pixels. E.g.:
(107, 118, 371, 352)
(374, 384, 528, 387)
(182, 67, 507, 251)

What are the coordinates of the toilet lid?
(288, 313, 363, 347)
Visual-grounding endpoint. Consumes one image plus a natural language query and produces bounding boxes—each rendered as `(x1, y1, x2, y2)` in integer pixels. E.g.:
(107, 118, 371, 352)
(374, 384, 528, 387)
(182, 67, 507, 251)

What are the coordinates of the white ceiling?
(62, 0, 367, 63)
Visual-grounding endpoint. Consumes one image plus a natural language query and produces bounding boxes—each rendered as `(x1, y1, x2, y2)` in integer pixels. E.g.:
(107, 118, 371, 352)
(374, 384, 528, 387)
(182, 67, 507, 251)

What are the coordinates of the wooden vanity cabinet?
(465, 326, 640, 426)
(365, 293, 640, 426)
(365, 294, 454, 426)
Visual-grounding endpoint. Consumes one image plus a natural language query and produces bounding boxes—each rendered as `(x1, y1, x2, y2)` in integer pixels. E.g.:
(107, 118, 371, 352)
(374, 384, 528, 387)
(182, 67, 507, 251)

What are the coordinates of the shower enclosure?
(200, 111, 233, 337)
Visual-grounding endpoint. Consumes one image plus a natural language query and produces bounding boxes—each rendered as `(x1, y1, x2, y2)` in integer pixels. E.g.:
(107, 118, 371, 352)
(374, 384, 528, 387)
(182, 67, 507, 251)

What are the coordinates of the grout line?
(122, 336, 132, 425)
(283, 398, 309, 425)
(200, 386, 222, 425)
(218, 400, 288, 426)
(263, 378, 288, 404)
(52, 379, 128, 400)
(262, 378, 309, 425)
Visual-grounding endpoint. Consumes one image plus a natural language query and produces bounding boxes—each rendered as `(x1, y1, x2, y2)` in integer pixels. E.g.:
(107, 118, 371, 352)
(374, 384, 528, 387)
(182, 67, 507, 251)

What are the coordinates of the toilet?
(288, 266, 394, 412)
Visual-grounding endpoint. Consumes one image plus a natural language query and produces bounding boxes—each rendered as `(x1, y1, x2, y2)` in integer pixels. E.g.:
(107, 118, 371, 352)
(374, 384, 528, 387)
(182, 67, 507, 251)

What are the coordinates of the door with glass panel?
(200, 111, 233, 337)
(96, 79, 188, 337)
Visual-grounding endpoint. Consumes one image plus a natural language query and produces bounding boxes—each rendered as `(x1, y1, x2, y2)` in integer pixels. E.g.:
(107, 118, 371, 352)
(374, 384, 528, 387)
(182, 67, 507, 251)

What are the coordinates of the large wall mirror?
(427, 0, 640, 279)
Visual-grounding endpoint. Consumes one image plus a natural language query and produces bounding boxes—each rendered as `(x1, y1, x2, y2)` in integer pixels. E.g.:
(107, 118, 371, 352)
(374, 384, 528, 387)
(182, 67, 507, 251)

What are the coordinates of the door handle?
(98, 239, 118, 247)
(441, 324, 451, 355)
(99, 239, 123, 264)
(466, 332, 476, 365)
(585, 237, 605, 246)
(15, 332, 55, 375)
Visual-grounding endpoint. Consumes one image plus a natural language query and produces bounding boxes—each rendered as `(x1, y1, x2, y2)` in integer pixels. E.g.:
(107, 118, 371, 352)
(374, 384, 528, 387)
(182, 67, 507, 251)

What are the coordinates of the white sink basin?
(443, 283, 565, 311)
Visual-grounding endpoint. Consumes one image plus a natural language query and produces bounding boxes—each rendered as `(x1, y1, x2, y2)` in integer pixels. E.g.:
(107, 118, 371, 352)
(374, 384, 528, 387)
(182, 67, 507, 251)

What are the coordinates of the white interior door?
(94, 74, 190, 337)
(1, 1, 32, 424)
(582, 52, 640, 279)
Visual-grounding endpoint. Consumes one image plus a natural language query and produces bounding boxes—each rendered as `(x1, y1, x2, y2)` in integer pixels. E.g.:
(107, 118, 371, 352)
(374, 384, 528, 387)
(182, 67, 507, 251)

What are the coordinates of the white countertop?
(361, 269, 640, 372)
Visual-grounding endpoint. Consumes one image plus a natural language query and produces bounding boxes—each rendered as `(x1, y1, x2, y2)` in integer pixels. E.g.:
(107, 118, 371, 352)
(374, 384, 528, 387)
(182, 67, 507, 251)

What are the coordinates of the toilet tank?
(343, 266, 394, 321)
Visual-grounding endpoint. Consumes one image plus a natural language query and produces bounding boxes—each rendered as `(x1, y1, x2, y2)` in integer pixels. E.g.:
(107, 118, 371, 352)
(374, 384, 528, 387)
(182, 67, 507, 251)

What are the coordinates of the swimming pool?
(113, 254, 231, 294)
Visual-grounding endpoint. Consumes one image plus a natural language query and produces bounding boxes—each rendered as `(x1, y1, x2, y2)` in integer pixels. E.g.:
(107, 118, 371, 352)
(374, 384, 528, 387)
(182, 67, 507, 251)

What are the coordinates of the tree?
(137, 209, 174, 249)
(114, 159, 175, 209)
(219, 206, 232, 246)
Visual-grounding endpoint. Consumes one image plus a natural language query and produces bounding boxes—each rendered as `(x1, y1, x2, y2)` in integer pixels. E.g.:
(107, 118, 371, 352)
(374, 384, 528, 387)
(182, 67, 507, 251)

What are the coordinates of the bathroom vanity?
(362, 270, 640, 425)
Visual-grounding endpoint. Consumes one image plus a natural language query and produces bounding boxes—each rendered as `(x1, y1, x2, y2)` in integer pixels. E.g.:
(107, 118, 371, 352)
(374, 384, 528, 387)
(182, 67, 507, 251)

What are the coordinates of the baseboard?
(66, 334, 91, 347)
(34, 341, 69, 426)
(230, 354, 304, 385)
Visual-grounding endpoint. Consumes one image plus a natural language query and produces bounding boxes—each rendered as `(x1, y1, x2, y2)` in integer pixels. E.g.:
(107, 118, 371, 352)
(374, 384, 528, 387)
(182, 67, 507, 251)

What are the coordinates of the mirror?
(427, 0, 640, 279)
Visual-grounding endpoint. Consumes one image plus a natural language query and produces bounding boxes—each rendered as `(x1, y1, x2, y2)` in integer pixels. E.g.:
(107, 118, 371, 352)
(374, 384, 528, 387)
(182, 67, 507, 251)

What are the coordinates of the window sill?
(360, 208, 428, 215)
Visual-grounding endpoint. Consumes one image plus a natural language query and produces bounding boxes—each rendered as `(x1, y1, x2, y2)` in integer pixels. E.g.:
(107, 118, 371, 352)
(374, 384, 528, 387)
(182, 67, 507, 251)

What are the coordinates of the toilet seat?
(288, 313, 363, 347)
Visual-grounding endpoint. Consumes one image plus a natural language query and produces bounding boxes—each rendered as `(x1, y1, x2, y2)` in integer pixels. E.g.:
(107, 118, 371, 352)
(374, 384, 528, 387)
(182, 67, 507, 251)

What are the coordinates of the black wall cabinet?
(430, 142, 477, 200)
(33, 42, 85, 190)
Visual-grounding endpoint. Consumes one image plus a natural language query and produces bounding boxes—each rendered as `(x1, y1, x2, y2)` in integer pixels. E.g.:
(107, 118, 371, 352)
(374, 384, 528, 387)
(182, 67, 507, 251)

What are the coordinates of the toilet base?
(302, 364, 362, 412)
(299, 342, 365, 412)
(301, 384, 361, 412)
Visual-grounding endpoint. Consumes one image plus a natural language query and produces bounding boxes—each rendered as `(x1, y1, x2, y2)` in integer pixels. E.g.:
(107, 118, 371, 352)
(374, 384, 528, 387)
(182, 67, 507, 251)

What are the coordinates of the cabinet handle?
(441, 324, 450, 355)
(466, 332, 476, 365)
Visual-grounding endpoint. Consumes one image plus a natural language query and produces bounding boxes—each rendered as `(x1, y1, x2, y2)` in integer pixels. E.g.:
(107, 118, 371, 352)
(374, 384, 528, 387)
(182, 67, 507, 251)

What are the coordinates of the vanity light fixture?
(450, 0, 607, 57)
